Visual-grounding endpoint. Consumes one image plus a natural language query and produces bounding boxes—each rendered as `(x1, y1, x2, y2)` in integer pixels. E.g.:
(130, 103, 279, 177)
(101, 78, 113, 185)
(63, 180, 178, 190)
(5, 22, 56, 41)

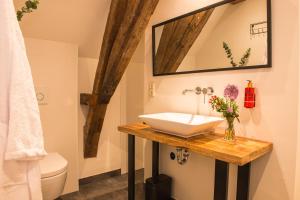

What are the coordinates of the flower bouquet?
(209, 85, 240, 141)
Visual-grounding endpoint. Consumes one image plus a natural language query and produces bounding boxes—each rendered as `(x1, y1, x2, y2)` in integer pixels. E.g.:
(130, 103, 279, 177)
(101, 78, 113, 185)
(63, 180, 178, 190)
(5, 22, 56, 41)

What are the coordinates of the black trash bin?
(145, 174, 172, 200)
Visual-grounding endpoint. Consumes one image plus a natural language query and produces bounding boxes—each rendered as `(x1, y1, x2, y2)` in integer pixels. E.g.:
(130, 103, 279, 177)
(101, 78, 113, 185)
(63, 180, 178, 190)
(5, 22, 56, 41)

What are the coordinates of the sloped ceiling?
(14, 0, 111, 58)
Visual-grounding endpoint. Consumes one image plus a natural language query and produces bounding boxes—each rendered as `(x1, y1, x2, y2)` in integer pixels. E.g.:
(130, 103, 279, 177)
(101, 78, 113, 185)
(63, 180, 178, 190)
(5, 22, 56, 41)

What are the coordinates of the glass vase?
(224, 117, 235, 141)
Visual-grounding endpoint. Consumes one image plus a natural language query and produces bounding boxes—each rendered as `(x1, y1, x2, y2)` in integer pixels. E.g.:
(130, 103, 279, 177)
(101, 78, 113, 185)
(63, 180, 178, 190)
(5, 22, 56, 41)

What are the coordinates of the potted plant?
(209, 85, 240, 141)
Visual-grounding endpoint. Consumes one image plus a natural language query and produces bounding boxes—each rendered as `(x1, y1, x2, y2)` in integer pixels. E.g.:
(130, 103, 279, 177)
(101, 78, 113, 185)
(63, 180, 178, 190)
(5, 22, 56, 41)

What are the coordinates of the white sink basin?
(139, 112, 224, 138)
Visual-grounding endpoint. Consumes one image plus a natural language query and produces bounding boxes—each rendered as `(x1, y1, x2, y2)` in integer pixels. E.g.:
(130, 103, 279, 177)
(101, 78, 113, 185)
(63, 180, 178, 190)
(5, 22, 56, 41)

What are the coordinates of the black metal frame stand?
(236, 163, 251, 200)
(214, 160, 251, 200)
(128, 135, 135, 200)
(214, 160, 229, 200)
(127, 136, 251, 200)
(152, 141, 160, 182)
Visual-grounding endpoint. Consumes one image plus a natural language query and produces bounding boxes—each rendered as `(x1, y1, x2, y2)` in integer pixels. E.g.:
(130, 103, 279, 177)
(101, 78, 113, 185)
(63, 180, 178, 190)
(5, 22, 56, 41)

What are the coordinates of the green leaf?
(16, 0, 39, 21)
(25, 1, 33, 8)
(17, 11, 23, 21)
(31, 1, 38, 9)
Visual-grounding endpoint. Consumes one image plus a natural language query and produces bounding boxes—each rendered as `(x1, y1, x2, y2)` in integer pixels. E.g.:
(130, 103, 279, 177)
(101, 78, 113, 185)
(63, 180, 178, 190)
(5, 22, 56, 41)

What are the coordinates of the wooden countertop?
(118, 123, 273, 166)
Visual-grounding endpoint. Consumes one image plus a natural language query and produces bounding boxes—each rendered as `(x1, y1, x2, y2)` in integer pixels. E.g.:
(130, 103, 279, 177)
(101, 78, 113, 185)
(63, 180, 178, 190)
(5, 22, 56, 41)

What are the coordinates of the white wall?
(78, 40, 145, 177)
(294, 8, 300, 200)
(21, 3, 145, 195)
(120, 39, 146, 173)
(78, 57, 122, 178)
(23, 19, 145, 198)
(25, 38, 79, 194)
(144, 0, 299, 200)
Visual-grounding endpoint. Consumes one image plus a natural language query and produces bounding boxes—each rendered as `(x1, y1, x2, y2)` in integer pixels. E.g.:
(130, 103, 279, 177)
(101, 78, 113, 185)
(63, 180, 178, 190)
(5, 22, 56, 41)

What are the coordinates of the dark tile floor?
(60, 169, 145, 200)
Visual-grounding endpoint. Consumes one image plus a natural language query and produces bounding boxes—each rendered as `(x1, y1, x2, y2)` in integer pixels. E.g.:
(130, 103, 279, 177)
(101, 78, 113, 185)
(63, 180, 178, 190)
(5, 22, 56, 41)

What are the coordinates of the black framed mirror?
(152, 0, 272, 76)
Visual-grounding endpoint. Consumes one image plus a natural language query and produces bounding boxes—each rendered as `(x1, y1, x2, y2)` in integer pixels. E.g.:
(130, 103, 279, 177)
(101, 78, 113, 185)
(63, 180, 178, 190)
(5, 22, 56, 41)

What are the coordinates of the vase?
(224, 117, 235, 141)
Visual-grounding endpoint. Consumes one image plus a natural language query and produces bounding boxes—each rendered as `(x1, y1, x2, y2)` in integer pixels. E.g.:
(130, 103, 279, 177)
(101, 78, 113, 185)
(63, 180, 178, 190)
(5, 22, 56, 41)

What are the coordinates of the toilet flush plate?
(35, 86, 49, 106)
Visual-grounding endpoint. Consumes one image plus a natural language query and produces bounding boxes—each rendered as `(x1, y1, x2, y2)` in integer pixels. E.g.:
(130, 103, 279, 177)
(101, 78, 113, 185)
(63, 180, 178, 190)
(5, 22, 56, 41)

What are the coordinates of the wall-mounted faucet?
(182, 86, 214, 103)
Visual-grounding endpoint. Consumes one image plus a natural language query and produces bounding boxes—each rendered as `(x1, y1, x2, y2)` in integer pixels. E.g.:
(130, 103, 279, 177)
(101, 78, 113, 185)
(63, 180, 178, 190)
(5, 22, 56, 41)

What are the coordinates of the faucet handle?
(195, 87, 202, 95)
(207, 87, 214, 95)
(202, 87, 214, 104)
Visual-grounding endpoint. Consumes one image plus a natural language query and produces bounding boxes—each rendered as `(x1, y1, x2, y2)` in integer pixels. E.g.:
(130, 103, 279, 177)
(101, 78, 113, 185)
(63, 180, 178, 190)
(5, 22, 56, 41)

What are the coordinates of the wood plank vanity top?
(118, 123, 273, 166)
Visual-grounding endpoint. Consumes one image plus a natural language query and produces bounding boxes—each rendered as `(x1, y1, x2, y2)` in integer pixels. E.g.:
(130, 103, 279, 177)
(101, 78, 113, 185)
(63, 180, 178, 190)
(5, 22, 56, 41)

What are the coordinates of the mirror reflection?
(153, 0, 270, 75)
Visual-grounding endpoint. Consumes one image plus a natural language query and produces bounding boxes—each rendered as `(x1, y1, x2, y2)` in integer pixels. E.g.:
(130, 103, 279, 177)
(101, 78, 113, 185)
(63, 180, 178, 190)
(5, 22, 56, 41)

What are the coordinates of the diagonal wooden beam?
(83, 0, 159, 158)
(80, 93, 95, 106)
(155, 8, 214, 74)
(231, 0, 246, 4)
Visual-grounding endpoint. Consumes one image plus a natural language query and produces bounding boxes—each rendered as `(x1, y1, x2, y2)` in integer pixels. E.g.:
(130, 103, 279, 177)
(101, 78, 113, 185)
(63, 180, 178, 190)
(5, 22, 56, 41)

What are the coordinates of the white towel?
(0, 0, 47, 199)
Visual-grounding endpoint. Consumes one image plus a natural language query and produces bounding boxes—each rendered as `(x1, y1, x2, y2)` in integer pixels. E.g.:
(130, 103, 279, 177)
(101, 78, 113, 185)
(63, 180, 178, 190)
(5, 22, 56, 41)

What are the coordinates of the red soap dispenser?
(244, 80, 255, 108)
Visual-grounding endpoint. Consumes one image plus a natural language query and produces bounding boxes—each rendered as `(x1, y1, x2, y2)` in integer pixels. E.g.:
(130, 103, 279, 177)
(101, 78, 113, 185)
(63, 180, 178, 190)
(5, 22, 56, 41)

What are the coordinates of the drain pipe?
(176, 148, 190, 165)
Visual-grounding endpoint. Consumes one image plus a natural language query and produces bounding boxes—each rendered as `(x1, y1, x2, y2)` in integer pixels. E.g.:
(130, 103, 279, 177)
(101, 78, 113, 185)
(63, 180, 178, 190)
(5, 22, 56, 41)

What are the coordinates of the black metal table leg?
(214, 160, 229, 200)
(128, 135, 135, 200)
(146, 141, 172, 200)
(152, 141, 159, 183)
(236, 163, 251, 200)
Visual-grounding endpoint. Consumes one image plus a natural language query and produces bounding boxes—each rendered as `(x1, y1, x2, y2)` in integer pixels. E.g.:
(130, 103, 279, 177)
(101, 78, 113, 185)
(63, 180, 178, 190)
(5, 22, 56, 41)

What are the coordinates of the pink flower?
(227, 107, 233, 113)
(224, 84, 239, 100)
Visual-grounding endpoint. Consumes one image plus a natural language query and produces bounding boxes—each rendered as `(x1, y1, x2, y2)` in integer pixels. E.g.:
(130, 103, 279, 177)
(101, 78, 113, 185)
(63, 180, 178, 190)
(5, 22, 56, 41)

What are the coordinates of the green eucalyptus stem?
(239, 48, 251, 67)
(17, 0, 39, 21)
(223, 42, 252, 67)
(223, 42, 237, 67)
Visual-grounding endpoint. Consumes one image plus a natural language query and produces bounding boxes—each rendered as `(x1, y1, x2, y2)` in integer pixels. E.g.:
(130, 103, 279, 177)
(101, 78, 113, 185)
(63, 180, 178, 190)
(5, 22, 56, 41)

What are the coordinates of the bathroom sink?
(139, 112, 224, 138)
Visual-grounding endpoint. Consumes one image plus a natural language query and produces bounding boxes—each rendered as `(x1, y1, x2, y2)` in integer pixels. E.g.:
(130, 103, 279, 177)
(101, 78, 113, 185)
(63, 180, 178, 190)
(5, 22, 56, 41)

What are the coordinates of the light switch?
(149, 82, 156, 97)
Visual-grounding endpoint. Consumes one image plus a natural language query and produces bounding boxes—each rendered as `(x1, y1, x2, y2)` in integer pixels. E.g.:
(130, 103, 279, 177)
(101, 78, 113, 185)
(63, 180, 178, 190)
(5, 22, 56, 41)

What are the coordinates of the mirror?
(152, 0, 272, 76)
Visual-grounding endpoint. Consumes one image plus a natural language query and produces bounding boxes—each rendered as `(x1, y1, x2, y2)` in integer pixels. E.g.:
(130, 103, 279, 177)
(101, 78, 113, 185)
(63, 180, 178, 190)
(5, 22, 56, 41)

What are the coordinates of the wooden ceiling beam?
(80, 93, 94, 106)
(83, 0, 159, 158)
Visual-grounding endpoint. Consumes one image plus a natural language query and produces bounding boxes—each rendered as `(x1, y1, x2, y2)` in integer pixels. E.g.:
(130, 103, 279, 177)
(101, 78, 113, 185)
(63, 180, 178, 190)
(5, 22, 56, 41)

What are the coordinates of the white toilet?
(39, 152, 68, 200)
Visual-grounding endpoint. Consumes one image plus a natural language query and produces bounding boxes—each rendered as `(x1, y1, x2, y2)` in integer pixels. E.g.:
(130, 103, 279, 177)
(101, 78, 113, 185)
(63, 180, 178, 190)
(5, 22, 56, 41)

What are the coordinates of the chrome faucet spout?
(182, 89, 194, 95)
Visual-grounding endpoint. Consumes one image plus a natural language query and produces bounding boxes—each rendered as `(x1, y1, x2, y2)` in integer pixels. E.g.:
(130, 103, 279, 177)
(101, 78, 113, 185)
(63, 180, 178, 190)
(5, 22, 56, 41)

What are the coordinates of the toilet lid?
(40, 153, 68, 178)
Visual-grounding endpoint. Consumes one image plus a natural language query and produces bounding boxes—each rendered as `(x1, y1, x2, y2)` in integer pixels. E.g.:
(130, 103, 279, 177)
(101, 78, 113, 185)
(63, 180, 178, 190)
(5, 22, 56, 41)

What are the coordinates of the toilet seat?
(40, 153, 68, 178)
